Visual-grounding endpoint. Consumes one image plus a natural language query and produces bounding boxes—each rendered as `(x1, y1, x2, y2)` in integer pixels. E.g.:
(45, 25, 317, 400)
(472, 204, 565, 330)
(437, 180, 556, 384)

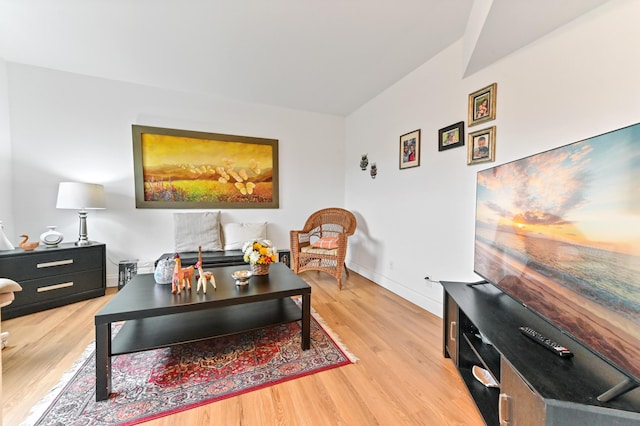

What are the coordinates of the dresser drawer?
(0, 244, 104, 281)
(13, 268, 104, 304)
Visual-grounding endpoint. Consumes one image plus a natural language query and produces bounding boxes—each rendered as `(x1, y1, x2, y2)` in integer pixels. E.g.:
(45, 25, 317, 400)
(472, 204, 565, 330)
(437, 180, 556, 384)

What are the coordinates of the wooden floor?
(2, 271, 483, 426)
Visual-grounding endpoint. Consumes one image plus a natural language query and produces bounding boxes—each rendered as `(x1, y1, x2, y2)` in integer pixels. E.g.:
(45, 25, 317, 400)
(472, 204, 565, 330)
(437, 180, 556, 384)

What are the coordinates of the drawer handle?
(449, 321, 457, 342)
(37, 259, 74, 268)
(499, 393, 510, 425)
(37, 281, 74, 292)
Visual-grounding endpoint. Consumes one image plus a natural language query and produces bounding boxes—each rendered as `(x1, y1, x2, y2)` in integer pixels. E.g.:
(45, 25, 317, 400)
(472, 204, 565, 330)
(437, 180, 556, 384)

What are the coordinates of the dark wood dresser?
(0, 242, 106, 319)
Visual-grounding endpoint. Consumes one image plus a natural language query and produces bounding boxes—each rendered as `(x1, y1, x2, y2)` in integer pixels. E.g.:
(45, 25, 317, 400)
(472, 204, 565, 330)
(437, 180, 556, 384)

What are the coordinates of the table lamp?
(56, 182, 106, 246)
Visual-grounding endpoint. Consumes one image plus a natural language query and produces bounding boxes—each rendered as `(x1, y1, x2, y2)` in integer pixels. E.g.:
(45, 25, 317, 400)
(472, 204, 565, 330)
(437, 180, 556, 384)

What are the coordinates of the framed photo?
(438, 121, 465, 151)
(467, 126, 496, 165)
(278, 250, 291, 268)
(468, 83, 497, 127)
(132, 125, 279, 209)
(399, 129, 421, 169)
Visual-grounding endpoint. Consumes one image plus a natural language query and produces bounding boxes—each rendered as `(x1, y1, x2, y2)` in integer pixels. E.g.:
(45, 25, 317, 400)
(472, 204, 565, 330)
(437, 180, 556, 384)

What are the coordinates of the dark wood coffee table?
(94, 263, 311, 401)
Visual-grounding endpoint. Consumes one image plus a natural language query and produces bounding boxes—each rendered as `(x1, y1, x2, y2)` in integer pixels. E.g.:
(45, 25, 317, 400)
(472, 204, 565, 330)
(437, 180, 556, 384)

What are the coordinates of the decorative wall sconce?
(360, 154, 369, 171)
(359, 154, 376, 179)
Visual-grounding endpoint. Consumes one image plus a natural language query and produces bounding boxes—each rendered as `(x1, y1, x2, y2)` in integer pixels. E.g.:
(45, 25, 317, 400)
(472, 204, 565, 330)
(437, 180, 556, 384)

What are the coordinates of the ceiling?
(0, 0, 611, 116)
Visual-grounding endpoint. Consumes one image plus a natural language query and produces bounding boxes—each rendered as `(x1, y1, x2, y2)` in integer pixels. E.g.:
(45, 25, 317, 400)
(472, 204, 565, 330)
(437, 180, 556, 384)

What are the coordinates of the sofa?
(155, 249, 245, 269)
(154, 212, 268, 269)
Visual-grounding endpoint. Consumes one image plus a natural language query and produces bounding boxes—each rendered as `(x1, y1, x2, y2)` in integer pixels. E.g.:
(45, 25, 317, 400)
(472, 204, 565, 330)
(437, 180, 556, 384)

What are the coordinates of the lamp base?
(76, 210, 92, 246)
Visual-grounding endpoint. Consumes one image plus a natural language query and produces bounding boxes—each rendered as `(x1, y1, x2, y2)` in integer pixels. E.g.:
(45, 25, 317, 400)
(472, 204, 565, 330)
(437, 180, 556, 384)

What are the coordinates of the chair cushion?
(312, 235, 339, 249)
(223, 222, 267, 250)
(0, 278, 22, 294)
(301, 245, 338, 255)
(0, 278, 22, 308)
(174, 212, 223, 252)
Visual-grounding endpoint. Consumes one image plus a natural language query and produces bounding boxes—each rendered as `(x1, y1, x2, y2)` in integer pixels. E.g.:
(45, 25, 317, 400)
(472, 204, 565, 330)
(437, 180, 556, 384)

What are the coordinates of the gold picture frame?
(468, 83, 497, 127)
(132, 125, 279, 209)
(467, 126, 496, 165)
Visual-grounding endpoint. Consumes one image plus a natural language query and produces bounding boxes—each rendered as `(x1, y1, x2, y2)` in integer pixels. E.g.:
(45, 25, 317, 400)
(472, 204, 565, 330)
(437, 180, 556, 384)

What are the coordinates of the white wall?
(345, 0, 640, 316)
(5, 65, 345, 284)
(0, 59, 14, 238)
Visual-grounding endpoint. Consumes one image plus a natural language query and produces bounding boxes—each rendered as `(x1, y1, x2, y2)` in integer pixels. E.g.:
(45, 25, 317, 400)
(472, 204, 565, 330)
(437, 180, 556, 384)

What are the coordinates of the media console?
(442, 281, 640, 425)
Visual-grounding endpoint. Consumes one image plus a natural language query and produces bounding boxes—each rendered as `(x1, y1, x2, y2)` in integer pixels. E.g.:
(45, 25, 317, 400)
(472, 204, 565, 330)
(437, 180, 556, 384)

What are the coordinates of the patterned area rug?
(23, 308, 356, 426)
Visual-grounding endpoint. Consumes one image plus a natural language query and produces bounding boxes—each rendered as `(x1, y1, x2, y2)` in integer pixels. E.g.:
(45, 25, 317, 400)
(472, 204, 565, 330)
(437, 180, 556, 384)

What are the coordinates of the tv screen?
(474, 122, 640, 389)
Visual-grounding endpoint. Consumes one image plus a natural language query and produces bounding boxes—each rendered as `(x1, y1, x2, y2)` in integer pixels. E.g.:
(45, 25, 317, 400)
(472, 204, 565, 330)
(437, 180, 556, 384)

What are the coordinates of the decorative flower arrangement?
(242, 239, 277, 265)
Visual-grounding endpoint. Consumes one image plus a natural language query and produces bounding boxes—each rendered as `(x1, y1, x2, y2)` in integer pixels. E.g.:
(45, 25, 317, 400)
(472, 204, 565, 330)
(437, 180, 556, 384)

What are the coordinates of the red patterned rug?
(24, 308, 356, 426)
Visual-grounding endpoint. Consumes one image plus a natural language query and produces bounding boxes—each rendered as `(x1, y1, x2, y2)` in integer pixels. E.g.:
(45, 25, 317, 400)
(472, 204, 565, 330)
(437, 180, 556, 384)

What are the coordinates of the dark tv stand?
(442, 280, 640, 426)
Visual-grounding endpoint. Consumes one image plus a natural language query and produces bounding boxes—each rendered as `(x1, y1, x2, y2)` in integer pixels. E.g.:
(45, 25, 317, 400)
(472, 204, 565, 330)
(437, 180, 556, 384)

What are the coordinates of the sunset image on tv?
(474, 123, 640, 385)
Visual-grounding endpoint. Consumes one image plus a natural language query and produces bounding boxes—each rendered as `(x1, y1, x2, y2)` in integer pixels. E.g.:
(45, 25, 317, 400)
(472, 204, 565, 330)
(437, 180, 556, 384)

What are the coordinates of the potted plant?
(242, 239, 277, 275)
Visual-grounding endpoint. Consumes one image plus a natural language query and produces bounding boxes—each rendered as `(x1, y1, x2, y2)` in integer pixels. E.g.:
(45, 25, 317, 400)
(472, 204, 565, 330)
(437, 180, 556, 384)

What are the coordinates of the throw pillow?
(174, 211, 223, 252)
(312, 235, 339, 249)
(223, 222, 268, 250)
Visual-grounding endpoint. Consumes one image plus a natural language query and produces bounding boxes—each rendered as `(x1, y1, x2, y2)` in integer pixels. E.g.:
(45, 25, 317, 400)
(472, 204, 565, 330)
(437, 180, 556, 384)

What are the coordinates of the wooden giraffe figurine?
(195, 260, 207, 293)
(182, 265, 195, 290)
(196, 246, 216, 293)
(172, 253, 183, 294)
(204, 270, 215, 290)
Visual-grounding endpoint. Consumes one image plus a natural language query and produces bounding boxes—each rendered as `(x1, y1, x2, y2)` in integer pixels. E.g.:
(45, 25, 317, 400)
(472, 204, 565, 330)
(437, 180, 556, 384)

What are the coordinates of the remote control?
(519, 326, 574, 358)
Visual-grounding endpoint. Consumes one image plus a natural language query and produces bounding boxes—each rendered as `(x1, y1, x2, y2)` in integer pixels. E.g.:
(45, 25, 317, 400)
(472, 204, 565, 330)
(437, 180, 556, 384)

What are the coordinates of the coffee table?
(94, 263, 311, 401)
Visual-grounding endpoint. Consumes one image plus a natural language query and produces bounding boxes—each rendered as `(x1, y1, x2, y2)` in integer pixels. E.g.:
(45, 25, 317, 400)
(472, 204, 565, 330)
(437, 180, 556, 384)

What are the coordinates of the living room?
(1, 0, 640, 424)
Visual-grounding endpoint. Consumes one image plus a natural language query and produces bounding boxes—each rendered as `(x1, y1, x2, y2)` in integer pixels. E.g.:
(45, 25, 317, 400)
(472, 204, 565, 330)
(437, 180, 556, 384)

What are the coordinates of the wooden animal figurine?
(172, 253, 195, 294)
(181, 265, 195, 290)
(172, 254, 183, 294)
(204, 271, 216, 290)
(195, 245, 215, 293)
(195, 260, 207, 293)
(18, 234, 39, 251)
(196, 261, 216, 293)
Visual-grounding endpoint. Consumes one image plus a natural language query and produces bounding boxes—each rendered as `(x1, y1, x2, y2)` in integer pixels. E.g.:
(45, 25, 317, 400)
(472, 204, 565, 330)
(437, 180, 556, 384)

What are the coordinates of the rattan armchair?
(290, 208, 357, 289)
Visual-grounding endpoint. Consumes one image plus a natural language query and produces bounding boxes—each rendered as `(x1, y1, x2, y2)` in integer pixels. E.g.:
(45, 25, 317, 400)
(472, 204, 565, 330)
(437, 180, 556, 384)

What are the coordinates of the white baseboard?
(349, 263, 443, 318)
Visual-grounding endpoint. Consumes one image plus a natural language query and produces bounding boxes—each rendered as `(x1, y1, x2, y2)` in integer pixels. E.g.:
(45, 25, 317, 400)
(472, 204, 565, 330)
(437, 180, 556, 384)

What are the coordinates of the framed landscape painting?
(132, 125, 279, 209)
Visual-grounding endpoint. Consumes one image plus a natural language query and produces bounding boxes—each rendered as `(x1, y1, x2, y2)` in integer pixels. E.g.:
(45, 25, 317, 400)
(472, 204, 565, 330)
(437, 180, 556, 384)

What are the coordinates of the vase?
(40, 225, 64, 247)
(154, 258, 176, 284)
(0, 221, 14, 251)
(251, 263, 270, 275)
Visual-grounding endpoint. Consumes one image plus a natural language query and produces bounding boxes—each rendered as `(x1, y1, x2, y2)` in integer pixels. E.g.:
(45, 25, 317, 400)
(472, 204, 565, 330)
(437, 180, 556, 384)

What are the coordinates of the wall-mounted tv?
(474, 122, 640, 400)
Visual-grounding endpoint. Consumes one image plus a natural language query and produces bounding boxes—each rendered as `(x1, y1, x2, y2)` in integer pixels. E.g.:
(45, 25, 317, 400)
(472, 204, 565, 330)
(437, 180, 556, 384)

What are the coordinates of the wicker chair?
(290, 208, 357, 289)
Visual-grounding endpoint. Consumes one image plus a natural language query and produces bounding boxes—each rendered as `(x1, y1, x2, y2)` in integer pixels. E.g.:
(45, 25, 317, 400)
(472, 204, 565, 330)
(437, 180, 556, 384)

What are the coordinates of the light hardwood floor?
(2, 270, 483, 425)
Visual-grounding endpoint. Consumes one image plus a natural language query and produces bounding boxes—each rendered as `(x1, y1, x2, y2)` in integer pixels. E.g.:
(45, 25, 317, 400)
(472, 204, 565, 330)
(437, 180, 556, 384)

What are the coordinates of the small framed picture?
(278, 250, 291, 268)
(438, 121, 465, 151)
(467, 126, 496, 165)
(468, 83, 497, 127)
(399, 129, 421, 169)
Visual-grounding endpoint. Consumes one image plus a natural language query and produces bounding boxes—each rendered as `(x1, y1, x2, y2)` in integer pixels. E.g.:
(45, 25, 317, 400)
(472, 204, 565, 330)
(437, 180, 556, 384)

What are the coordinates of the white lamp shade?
(56, 182, 106, 210)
